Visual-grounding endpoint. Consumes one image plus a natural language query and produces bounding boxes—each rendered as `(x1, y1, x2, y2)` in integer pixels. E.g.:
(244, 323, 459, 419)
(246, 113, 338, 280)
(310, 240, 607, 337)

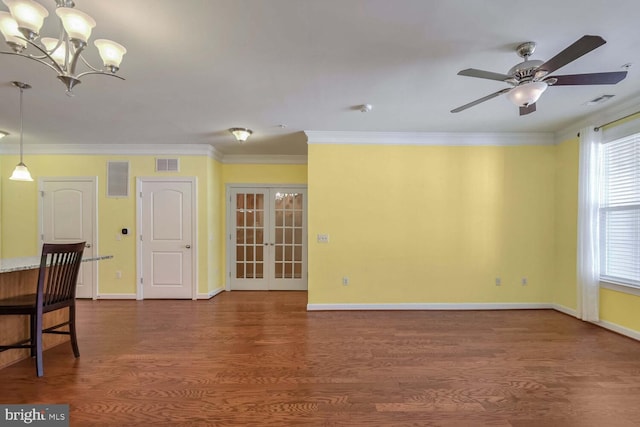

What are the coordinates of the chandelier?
(0, 0, 126, 94)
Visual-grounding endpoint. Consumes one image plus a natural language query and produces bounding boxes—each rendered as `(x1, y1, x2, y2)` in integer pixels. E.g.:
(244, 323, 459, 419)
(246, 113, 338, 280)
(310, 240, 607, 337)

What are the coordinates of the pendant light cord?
(19, 86, 24, 163)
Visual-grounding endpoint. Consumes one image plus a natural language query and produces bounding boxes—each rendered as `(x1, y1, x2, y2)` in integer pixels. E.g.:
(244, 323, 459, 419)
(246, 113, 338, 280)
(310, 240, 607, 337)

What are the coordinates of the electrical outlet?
(317, 234, 329, 243)
(495, 277, 501, 286)
(342, 277, 349, 286)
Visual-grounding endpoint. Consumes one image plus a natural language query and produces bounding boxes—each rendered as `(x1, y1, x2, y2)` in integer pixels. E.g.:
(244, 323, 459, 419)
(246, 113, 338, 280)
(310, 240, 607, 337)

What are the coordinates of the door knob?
(85, 243, 92, 248)
(185, 245, 191, 249)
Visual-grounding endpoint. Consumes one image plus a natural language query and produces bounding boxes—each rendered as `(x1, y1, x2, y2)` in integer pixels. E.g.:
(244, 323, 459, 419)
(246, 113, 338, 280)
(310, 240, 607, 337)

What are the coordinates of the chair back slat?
(37, 242, 85, 309)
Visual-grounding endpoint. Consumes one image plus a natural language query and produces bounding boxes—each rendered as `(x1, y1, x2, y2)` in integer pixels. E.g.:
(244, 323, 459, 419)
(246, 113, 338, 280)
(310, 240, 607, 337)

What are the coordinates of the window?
(599, 132, 640, 288)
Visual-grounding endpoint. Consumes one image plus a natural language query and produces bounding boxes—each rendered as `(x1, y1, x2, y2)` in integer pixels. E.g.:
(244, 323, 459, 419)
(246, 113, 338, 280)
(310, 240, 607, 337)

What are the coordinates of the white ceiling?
(1, 0, 639, 156)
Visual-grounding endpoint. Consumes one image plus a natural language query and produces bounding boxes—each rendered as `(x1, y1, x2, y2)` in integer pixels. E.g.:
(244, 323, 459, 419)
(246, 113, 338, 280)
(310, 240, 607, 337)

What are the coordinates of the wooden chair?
(0, 242, 85, 376)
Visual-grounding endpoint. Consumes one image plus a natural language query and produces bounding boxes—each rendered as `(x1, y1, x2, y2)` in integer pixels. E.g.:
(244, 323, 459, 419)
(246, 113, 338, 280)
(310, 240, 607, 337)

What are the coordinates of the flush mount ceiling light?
(0, 0, 126, 95)
(9, 81, 33, 182)
(229, 128, 253, 143)
(0, 130, 8, 139)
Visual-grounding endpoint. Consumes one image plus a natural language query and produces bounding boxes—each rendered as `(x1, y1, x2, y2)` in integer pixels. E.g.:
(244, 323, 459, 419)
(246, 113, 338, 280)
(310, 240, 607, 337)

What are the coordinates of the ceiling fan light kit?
(452, 35, 628, 116)
(0, 0, 127, 94)
(506, 81, 548, 107)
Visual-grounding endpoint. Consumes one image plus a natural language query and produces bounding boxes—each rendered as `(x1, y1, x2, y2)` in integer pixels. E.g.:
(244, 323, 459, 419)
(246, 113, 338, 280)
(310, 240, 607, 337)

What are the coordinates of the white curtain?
(576, 126, 601, 321)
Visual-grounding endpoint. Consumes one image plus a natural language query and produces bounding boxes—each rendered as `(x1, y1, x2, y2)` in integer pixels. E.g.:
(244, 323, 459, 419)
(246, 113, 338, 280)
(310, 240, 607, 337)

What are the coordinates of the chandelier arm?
(78, 53, 103, 73)
(20, 33, 67, 74)
(74, 70, 125, 81)
(67, 43, 86, 76)
(0, 48, 64, 75)
(52, 22, 70, 71)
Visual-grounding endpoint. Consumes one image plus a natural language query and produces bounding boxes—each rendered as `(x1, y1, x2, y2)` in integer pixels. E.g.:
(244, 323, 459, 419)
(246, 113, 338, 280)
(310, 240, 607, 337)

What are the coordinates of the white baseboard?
(307, 302, 640, 342)
(198, 287, 225, 300)
(592, 319, 640, 341)
(549, 304, 640, 341)
(550, 303, 578, 317)
(307, 302, 553, 311)
(95, 293, 137, 300)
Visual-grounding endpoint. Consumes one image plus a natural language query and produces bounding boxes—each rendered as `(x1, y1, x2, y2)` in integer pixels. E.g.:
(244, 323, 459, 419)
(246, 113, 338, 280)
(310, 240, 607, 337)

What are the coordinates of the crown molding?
(221, 154, 308, 164)
(0, 143, 307, 164)
(210, 147, 224, 162)
(304, 131, 554, 146)
(555, 91, 640, 144)
(0, 143, 219, 157)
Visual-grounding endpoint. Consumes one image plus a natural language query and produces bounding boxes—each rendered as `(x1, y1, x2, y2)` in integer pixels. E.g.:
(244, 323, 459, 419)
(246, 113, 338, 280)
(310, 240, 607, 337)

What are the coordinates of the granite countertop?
(0, 255, 113, 274)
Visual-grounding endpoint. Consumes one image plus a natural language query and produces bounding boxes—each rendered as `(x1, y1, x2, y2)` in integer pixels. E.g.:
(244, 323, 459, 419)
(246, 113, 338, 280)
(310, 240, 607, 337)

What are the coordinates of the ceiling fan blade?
(451, 88, 511, 113)
(519, 103, 537, 116)
(536, 35, 606, 75)
(549, 71, 627, 85)
(457, 68, 512, 82)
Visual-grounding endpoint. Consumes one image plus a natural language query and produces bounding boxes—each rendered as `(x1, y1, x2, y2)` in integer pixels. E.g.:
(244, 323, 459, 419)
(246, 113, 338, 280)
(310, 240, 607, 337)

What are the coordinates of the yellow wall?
(208, 158, 225, 292)
(553, 138, 579, 310)
(1, 153, 217, 296)
(1, 140, 638, 338)
(0, 156, 307, 296)
(221, 164, 307, 185)
(601, 288, 640, 332)
(307, 144, 555, 304)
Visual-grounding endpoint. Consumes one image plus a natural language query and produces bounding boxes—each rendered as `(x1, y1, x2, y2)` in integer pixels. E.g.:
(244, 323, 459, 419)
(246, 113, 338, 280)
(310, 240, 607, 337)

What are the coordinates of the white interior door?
(40, 178, 97, 299)
(229, 187, 307, 291)
(139, 179, 195, 299)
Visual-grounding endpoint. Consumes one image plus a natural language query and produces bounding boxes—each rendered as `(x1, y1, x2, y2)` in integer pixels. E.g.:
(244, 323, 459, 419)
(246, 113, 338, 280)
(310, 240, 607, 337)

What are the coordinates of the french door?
(229, 186, 307, 290)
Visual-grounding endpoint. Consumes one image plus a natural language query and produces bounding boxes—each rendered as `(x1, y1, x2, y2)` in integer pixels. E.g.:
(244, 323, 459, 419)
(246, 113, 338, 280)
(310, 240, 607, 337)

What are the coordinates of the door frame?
(136, 177, 198, 300)
(225, 183, 307, 291)
(37, 176, 99, 299)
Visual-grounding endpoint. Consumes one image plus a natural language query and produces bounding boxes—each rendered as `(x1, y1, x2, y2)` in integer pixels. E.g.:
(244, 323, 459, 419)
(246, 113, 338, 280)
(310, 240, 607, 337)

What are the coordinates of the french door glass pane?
(235, 192, 265, 279)
(273, 192, 304, 281)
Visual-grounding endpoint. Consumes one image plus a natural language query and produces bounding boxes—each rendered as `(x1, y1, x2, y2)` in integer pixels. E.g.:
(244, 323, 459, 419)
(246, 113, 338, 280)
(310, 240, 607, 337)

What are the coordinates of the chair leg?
(35, 311, 43, 377)
(29, 314, 36, 358)
(69, 305, 80, 358)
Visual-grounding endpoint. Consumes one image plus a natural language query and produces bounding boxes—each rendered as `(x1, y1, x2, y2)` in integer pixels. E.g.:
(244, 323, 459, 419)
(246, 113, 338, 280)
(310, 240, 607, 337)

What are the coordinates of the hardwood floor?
(0, 291, 639, 426)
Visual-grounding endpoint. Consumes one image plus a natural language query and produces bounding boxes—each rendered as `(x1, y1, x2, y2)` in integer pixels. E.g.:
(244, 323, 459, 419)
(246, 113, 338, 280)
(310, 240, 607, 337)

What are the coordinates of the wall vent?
(107, 161, 130, 198)
(156, 158, 179, 172)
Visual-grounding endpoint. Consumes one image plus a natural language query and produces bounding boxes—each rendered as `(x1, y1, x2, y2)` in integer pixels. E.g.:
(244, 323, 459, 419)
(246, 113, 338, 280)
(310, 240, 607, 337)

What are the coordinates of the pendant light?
(9, 81, 33, 182)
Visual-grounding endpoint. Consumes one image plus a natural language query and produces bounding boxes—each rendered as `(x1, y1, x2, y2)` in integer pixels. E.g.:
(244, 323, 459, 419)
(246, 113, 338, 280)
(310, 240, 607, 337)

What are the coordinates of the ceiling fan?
(451, 35, 628, 116)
